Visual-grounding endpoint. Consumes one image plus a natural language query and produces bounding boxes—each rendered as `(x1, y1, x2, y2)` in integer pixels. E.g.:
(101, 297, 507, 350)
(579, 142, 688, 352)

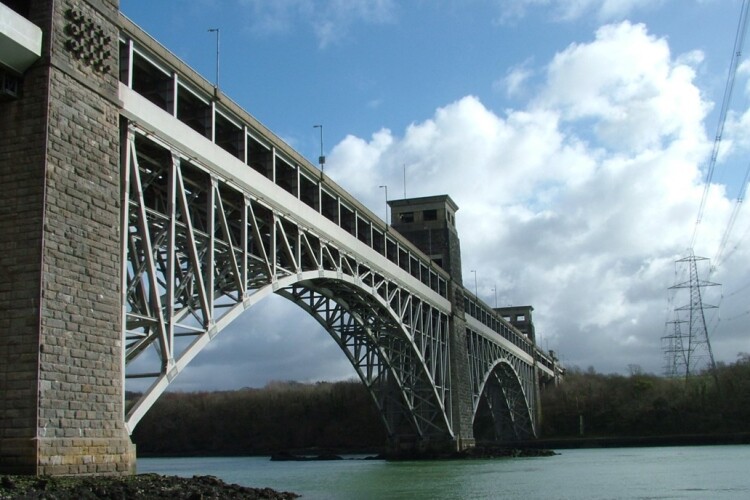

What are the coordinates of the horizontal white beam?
(466, 315, 536, 367)
(0, 4, 42, 74)
(119, 84, 451, 314)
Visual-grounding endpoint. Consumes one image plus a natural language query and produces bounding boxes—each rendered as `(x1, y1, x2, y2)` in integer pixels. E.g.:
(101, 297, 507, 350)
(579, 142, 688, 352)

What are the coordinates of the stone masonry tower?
(0, 0, 134, 474)
(388, 196, 475, 450)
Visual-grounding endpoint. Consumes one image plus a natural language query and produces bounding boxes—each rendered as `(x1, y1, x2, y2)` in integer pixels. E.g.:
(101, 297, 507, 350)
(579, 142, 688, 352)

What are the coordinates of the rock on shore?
(0, 473, 299, 499)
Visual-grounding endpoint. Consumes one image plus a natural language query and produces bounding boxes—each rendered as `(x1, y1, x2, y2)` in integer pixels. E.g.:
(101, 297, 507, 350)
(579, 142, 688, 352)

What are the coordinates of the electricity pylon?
(662, 251, 720, 384)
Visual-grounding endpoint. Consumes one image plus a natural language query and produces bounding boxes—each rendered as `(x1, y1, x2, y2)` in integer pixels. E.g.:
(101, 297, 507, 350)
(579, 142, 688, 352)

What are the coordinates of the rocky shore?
(0, 473, 299, 499)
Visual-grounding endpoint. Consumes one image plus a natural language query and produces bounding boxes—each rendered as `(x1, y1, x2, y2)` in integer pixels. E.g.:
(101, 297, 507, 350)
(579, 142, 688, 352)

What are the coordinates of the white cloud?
(557, 0, 666, 22)
(495, 0, 666, 23)
(238, 0, 395, 48)
(536, 22, 708, 153)
(163, 295, 357, 392)
(497, 60, 535, 98)
(326, 21, 750, 374)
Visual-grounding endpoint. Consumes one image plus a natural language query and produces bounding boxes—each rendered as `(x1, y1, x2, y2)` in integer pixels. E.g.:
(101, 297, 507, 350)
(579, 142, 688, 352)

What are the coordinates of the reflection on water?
(139, 445, 750, 499)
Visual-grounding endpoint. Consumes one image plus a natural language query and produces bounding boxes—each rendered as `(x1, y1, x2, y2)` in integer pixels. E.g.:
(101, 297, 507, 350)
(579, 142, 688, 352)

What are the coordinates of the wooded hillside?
(130, 354, 750, 455)
(130, 380, 386, 455)
(540, 354, 750, 438)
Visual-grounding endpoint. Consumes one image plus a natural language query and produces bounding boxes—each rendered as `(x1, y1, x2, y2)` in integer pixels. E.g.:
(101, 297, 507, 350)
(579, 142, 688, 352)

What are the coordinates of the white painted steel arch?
(117, 26, 556, 444)
(122, 126, 453, 443)
(473, 359, 535, 441)
(466, 327, 538, 440)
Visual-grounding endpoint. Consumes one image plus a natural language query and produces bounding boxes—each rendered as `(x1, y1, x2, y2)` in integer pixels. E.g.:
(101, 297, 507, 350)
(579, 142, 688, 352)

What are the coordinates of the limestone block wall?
(0, 18, 49, 475)
(448, 284, 475, 450)
(0, 0, 134, 475)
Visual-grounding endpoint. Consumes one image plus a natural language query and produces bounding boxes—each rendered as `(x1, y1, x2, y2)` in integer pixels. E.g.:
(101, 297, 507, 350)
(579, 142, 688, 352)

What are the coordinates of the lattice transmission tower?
(661, 252, 720, 382)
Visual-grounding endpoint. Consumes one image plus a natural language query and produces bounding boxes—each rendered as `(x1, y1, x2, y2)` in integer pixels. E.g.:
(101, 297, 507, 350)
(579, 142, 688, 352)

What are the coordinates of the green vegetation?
(540, 354, 750, 438)
(131, 355, 750, 455)
(130, 380, 386, 456)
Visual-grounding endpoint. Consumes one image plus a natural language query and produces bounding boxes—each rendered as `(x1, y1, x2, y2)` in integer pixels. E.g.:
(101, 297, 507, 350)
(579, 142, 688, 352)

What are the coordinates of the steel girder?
(467, 329, 536, 441)
(278, 281, 451, 441)
(122, 125, 453, 441)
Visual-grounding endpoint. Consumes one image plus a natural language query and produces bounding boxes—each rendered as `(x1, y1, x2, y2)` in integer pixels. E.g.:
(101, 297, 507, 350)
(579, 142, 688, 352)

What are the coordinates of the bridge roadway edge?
(0, 0, 135, 475)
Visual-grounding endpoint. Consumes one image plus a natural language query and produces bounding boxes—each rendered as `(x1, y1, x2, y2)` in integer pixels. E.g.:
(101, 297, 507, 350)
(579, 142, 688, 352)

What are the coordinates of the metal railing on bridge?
(118, 15, 449, 301)
(117, 13, 560, 396)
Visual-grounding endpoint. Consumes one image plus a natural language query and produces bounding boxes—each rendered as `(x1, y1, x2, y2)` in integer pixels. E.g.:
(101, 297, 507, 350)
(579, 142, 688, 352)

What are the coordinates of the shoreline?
(3, 439, 747, 498)
(509, 432, 750, 449)
(0, 473, 299, 499)
(135, 432, 750, 459)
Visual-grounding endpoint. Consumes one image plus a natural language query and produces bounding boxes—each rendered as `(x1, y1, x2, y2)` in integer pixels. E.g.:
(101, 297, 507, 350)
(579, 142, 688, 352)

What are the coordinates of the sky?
(120, 0, 750, 391)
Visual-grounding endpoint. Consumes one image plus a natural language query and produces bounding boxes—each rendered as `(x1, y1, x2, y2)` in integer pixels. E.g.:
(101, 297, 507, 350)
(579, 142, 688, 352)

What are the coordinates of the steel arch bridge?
(0, 0, 566, 475)
(117, 16, 562, 451)
(123, 126, 453, 443)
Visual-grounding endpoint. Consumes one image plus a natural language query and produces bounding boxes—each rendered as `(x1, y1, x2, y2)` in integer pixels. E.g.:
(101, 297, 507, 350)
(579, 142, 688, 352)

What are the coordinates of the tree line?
(130, 354, 750, 455)
(539, 353, 750, 439)
(129, 380, 386, 456)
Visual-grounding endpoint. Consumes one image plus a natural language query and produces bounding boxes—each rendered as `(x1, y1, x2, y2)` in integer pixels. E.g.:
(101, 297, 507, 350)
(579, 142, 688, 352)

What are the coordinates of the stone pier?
(0, 0, 134, 474)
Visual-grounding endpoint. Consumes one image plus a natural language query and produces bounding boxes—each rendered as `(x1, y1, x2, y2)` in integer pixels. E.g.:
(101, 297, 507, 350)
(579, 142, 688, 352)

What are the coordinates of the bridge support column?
(0, 0, 134, 475)
(448, 286, 476, 451)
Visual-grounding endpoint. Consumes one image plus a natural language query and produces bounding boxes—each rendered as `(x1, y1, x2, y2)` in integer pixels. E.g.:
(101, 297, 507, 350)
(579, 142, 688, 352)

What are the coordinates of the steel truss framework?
(122, 126, 454, 443)
(467, 330, 536, 440)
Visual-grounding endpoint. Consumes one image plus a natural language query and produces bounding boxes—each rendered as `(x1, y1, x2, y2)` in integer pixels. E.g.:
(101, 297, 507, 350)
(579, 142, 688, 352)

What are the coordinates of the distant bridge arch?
(472, 359, 535, 442)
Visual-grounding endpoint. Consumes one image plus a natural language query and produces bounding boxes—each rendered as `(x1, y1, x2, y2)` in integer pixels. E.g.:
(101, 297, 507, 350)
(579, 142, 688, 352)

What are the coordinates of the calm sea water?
(138, 445, 750, 499)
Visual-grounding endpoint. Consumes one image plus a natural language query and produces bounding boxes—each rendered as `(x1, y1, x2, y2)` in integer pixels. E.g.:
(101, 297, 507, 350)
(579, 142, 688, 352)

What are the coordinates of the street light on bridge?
(471, 269, 477, 297)
(313, 124, 325, 173)
(207, 28, 220, 93)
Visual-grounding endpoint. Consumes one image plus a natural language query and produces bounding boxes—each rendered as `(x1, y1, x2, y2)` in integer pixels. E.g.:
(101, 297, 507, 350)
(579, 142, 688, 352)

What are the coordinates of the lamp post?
(313, 124, 325, 173)
(379, 185, 388, 225)
(471, 269, 477, 297)
(207, 28, 220, 92)
(403, 163, 407, 198)
(492, 285, 497, 308)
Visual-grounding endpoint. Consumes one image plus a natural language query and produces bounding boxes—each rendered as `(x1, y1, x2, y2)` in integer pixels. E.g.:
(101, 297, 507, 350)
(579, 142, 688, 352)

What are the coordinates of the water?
(138, 445, 750, 499)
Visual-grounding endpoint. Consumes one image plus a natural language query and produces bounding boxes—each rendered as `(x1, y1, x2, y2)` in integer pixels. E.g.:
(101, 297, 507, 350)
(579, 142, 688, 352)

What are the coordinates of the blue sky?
(121, 0, 750, 390)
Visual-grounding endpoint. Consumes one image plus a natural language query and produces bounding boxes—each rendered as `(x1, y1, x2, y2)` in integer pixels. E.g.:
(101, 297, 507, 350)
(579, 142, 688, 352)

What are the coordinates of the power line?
(691, 0, 750, 249)
(713, 159, 750, 269)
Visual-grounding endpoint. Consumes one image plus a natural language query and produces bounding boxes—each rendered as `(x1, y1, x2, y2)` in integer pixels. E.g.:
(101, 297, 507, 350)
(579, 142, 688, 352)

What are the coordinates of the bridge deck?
(117, 15, 558, 377)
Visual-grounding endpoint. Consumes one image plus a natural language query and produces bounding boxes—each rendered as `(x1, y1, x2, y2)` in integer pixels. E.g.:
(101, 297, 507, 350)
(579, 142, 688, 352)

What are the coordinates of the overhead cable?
(691, 0, 750, 249)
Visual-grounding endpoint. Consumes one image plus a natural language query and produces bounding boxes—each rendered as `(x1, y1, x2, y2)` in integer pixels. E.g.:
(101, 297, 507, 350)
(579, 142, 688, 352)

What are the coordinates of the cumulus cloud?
(536, 22, 708, 153)
(496, 60, 536, 98)
(143, 295, 358, 393)
(325, 20, 750, 374)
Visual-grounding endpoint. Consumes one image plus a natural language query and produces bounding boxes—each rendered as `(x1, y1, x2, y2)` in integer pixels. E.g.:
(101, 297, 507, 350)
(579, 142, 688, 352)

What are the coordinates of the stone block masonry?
(0, 0, 134, 474)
